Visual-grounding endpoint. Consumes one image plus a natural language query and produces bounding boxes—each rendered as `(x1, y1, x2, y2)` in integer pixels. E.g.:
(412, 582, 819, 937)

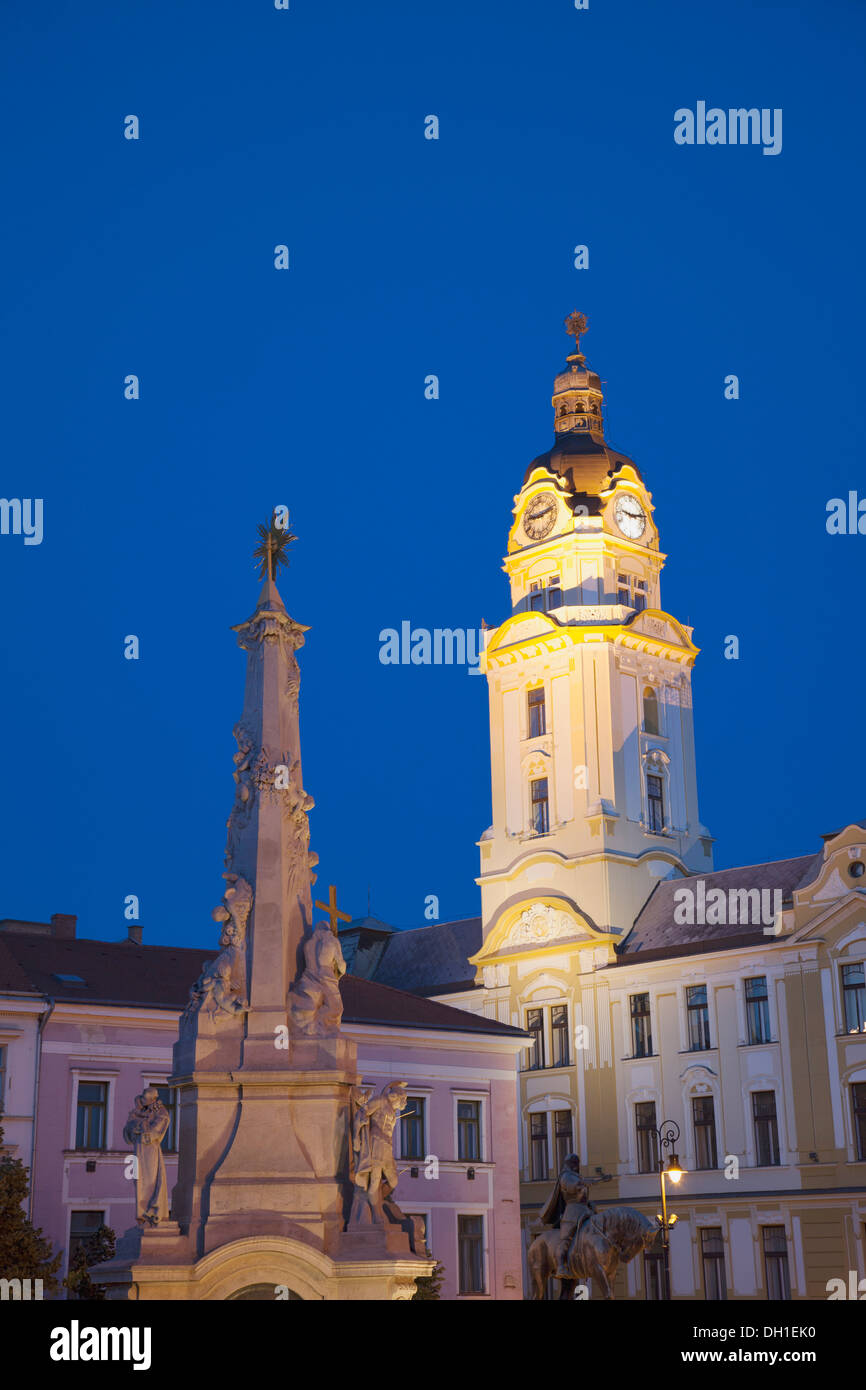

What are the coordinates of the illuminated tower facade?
(476, 314, 713, 956)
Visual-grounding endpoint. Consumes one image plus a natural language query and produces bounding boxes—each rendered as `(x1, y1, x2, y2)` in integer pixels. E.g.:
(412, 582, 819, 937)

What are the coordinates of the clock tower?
(476, 314, 713, 954)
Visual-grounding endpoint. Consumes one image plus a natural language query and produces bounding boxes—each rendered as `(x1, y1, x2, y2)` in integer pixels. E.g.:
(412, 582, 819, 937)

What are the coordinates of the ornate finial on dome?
(564, 310, 588, 363)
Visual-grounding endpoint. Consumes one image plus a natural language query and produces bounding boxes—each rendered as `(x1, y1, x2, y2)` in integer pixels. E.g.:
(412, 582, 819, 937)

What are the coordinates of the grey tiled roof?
(617, 852, 824, 961)
(355, 917, 483, 996)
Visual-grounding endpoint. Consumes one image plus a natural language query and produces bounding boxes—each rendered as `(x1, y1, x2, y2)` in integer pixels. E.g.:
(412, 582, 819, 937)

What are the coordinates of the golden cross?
(315, 884, 352, 936)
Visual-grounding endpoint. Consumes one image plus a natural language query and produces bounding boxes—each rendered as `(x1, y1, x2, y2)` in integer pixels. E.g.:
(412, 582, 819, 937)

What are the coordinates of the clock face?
(614, 493, 646, 540)
(523, 492, 558, 540)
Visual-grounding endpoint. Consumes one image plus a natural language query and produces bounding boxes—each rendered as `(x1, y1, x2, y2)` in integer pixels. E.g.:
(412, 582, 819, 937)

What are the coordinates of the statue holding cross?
(287, 885, 350, 1036)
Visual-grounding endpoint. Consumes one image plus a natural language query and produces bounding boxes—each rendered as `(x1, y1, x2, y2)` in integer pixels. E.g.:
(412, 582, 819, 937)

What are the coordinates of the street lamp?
(653, 1120, 685, 1300)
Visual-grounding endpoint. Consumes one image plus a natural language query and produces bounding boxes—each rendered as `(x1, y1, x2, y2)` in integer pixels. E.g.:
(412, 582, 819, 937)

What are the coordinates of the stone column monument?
(97, 519, 434, 1300)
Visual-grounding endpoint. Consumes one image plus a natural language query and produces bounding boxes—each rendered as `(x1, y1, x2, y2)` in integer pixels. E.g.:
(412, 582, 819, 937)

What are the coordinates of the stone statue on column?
(348, 1081, 409, 1226)
(287, 923, 346, 1035)
(123, 1088, 171, 1227)
(183, 874, 252, 1025)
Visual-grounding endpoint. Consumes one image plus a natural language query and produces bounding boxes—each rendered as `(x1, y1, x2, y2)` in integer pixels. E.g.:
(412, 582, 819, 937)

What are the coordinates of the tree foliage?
(0, 1119, 61, 1291)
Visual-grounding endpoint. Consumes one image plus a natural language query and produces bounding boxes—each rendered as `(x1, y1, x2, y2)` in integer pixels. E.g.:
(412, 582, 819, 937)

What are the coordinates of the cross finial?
(564, 310, 588, 357)
(315, 884, 352, 936)
(253, 511, 297, 583)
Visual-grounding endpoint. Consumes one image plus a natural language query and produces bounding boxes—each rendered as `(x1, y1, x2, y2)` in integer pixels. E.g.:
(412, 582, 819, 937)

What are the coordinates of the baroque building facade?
(347, 317, 866, 1299)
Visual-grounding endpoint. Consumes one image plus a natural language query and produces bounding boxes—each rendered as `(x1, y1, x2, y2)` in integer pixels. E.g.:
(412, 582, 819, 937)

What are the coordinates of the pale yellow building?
(353, 317, 866, 1299)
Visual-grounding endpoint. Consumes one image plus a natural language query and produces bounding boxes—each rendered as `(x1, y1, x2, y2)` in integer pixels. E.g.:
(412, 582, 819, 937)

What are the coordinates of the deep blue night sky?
(1, 0, 864, 946)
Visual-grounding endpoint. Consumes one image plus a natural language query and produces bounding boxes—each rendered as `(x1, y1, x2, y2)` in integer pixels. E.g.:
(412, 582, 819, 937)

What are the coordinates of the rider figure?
(540, 1153, 607, 1279)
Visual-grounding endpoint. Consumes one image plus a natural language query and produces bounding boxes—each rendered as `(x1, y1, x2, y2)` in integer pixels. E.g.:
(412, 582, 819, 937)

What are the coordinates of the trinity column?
(97, 519, 433, 1300)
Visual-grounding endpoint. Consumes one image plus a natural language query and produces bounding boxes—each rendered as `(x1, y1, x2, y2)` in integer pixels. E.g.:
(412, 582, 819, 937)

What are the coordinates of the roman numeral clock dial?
(523, 492, 557, 541)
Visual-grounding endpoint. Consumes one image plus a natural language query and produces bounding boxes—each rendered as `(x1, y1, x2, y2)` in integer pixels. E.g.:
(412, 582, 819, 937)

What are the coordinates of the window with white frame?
(701, 1227, 727, 1300)
(647, 773, 665, 833)
(617, 573, 648, 611)
(842, 963, 866, 1034)
(457, 1100, 481, 1161)
(642, 686, 661, 736)
(631, 993, 652, 1057)
(852, 1082, 866, 1161)
(529, 1113, 549, 1181)
(745, 976, 771, 1044)
(522, 1003, 569, 1071)
(686, 984, 711, 1050)
(75, 1081, 108, 1151)
(530, 777, 550, 835)
(527, 685, 546, 738)
(457, 1214, 485, 1294)
(401, 1095, 427, 1160)
(752, 1091, 780, 1167)
(762, 1226, 791, 1299)
(528, 576, 563, 613)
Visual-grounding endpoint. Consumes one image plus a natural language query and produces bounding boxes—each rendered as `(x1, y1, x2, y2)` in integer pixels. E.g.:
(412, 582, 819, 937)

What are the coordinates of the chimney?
(50, 913, 77, 939)
(126, 924, 143, 946)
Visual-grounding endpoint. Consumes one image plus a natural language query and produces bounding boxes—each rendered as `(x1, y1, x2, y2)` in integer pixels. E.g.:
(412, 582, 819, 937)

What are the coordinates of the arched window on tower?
(643, 686, 661, 736)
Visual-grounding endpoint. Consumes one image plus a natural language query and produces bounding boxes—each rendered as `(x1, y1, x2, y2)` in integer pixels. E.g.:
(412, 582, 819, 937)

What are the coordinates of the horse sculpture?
(527, 1206, 660, 1300)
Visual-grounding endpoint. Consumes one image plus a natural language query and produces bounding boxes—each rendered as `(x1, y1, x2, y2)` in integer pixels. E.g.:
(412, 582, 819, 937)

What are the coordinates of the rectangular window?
(530, 1113, 549, 1182)
(753, 1091, 780, 1167)
(155, 1085, 178, 1153)
(701, 1227, 727, 1300)
(530, 778, 549, 835)
(852, 1083, 866, 1162)
(692, 1096, 718, 1170)
(546, 575, 563, 610)
(457, 1100, 481, 1161)
(554, 1110, 573, 1172)
(644, 1251, 667, 1300)
(647, 774, 665, 833)
(457, 1215, 485, 1294)
(762, 1226, 791, 1300)
(686, 984, 711, 1051)
(68, 1210, 105, 1265)
(631, 993, 652, 1057)
(551, 1005, 570, 1067)
(528, 686, 546, 738)
(635, 1101, 658, 1174)
(75, 1081, 108, 1151)
(633, 579, 647, 612)
(401, 1096, 426, 1160)
(745, 976, 771, 1044)
(529, 581, 545, 612)
(617, 574, 630, 607)
(526, 1008, 545, 1071)
(842, 963, 866, 1033)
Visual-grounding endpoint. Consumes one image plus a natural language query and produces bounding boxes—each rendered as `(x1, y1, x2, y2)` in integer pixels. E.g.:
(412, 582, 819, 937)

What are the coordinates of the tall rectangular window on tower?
(528, 687, 546, 738)
(631, 994, 652, 1057)
(530, 778, 549, 835)
(647, 775, 665, 833)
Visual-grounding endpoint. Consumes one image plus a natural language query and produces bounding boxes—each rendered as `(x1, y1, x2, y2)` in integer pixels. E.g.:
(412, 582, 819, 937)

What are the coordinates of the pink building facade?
(0, 916, 525, 1301)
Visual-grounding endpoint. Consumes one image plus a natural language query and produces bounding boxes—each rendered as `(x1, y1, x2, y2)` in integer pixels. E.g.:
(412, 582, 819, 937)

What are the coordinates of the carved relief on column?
(181, 874, 253, 1032)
